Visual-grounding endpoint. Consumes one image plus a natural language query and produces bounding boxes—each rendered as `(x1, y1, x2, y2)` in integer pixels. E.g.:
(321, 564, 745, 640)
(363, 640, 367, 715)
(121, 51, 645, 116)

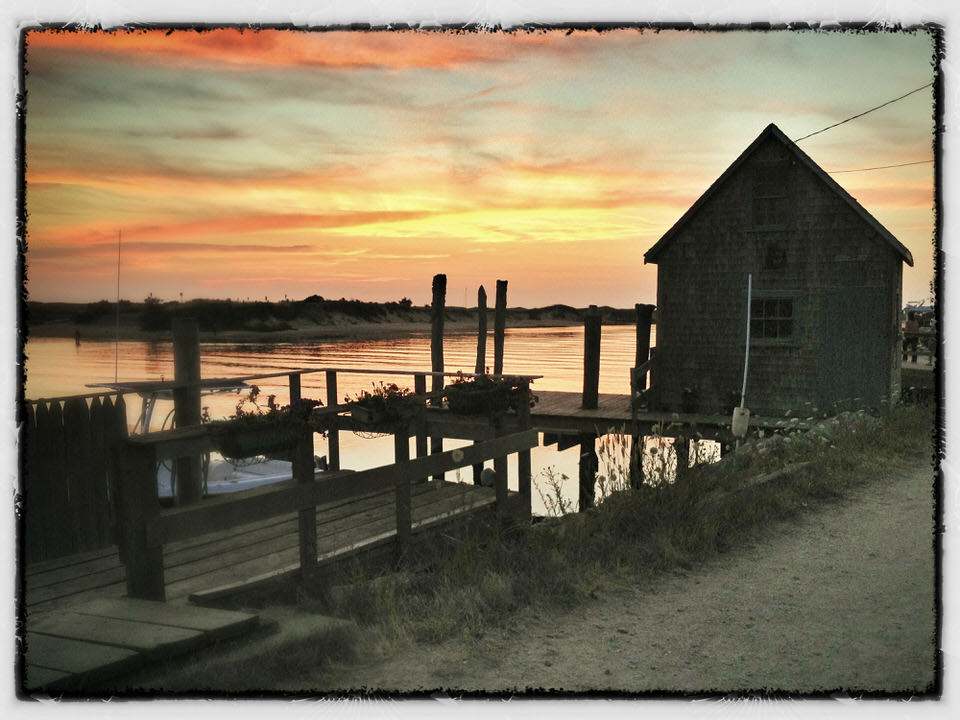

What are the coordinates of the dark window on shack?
(752, 163, 790, 229)
(751, 297, 794, 340)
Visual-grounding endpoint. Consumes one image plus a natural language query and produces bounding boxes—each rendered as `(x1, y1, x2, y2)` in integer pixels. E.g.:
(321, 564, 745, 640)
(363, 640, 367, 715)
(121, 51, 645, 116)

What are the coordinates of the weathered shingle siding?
(652, 135, 900, 416)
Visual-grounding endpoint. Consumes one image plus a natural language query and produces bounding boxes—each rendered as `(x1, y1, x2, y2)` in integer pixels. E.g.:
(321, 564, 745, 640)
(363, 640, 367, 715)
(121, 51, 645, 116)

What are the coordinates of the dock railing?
(113, 366, 539, 601)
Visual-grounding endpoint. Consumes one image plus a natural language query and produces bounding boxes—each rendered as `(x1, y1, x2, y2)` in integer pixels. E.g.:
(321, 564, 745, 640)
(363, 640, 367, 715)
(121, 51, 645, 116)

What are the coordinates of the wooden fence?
(120, 415, 538, 601)
(22, 393, 128, 563)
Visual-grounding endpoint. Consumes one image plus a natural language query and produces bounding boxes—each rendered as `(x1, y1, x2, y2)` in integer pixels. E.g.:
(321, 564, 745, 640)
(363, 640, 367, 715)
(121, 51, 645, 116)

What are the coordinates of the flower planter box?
(349, 404, 391, 426)
(210, 422, 303, 459)
(444, 386, 512, 415)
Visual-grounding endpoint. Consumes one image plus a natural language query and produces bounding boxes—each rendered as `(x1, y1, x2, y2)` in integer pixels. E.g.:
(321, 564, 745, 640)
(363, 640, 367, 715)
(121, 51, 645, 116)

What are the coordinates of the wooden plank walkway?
(529, 390, 812, 437)
(23, 598, 258, 692)
(25, 476, 500, 614)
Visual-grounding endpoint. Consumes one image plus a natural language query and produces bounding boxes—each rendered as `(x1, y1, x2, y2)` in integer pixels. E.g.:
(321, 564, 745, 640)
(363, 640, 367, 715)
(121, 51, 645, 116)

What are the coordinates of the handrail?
(78, 366, 542, 397)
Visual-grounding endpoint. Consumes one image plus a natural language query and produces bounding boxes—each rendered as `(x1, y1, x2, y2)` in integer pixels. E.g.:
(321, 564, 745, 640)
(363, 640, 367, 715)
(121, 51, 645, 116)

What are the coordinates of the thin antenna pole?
(115, 229, 121, 383)
(740, 273, 752, 407)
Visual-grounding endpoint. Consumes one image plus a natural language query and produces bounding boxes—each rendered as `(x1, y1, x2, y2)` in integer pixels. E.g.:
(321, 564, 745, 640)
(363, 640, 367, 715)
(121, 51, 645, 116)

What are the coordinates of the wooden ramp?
(25, 477, 499, 614)
(23, 598, 258, 692)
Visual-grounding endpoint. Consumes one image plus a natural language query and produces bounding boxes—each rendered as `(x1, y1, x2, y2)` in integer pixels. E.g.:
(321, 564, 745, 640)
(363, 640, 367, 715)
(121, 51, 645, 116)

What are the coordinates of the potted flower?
(208, 386, 323, 460)
(443, 372, 537, 417)
(345, 382, 420, 428)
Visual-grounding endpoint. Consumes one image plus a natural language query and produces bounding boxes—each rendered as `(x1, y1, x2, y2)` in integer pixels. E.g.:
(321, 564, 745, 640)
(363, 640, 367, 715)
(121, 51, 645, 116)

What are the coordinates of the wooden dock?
(25, 476, 500, 614)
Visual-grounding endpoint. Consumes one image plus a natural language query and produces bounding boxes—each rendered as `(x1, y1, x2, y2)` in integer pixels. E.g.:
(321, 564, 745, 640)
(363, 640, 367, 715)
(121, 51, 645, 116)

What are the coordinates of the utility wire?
(827, 159, 933, 174)
(794, 82, 933, 142)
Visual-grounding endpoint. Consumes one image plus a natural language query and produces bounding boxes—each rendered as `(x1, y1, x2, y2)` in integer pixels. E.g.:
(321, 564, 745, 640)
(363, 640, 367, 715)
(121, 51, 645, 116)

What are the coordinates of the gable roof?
(643, 123, 914, 266)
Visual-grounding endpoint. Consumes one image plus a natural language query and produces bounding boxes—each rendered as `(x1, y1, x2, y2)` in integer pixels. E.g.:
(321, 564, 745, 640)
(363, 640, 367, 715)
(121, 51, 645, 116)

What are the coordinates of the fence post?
(119, 442, 165, 601)
(288, 373, 318, 582)
(173, 318, 203, 505)
(325, 370, 340, 471)
(394, 428, 412, 562)
(414, 373, 428, 458)
(582, 305, 601, 410)
(493, 417, 509, 515)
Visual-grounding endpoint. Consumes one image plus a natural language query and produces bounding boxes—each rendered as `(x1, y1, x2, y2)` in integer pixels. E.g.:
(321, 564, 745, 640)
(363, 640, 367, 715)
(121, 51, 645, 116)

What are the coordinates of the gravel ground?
(317, 457, 938, 696)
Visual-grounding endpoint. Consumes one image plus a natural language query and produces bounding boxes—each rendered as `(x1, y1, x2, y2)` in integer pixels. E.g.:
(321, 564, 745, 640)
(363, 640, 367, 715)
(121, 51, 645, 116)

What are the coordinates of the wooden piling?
(493, 280, 507, 376)
(430, 274, 446, 479)
(173, 319, 203, 505)
(475, 285, 487, 375)
(578, 434, 598, 512)
(582, 305, 601, 410)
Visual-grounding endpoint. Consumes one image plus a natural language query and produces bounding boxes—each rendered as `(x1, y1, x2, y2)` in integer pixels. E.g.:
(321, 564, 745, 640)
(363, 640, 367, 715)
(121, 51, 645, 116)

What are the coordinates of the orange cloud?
(24, 27, 569, 71)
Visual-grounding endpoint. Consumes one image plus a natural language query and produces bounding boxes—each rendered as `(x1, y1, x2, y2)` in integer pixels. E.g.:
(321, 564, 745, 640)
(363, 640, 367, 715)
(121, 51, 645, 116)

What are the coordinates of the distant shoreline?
(24, 300, 645, 344)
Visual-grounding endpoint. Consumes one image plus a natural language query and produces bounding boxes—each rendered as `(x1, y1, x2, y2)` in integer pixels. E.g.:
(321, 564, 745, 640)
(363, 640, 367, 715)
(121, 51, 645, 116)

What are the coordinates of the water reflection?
(25, 325, 658, 513)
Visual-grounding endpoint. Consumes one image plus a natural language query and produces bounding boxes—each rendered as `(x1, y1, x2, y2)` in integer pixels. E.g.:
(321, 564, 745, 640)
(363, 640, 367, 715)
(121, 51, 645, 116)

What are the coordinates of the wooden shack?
(644, 123, 914, 416)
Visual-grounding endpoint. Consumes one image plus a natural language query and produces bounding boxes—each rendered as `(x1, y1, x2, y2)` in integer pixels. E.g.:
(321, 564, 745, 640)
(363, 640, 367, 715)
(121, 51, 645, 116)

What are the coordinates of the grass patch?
(316, 401, 934, 656)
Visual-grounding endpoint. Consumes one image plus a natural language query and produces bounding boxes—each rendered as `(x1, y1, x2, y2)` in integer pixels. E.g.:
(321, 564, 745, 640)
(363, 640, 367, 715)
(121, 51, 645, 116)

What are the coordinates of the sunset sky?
(22, 27, 937, 307)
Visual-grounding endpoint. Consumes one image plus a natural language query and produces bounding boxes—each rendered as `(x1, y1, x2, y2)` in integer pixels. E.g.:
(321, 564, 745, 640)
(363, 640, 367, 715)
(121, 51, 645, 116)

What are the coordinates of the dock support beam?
(431, 274, 446, 480)
(173, 318, 203, 505)
(582, 305, 601, 410)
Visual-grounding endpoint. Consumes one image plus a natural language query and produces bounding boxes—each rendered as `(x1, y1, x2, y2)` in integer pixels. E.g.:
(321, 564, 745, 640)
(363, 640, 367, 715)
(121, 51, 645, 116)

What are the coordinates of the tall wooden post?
(582, 305, 601, 410)
(493, 280, 507, 376)
(325, 370, 340, 471)
(430, 274, 446, 480)
(173, 318, 203, 505)
(578, 435, 598, 512)
(475, 285, 487, 375)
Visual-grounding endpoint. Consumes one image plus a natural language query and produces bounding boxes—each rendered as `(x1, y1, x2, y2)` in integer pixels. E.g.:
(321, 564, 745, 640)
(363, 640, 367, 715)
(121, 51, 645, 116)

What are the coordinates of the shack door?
(817, 288, 887, 408)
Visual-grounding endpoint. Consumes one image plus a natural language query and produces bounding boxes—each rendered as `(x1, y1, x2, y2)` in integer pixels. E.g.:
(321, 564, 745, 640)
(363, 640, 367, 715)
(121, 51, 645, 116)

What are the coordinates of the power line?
(794, 82, 933, 142)
(827, 159, 933, 174)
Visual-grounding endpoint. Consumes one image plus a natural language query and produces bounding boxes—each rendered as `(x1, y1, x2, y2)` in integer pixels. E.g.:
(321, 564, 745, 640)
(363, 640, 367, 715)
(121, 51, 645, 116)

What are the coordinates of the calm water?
(24, 325, 653, 513)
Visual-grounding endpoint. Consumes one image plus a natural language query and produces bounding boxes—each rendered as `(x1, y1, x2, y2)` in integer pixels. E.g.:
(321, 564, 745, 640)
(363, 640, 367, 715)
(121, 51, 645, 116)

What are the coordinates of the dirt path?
(317, 459, 937, 695)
